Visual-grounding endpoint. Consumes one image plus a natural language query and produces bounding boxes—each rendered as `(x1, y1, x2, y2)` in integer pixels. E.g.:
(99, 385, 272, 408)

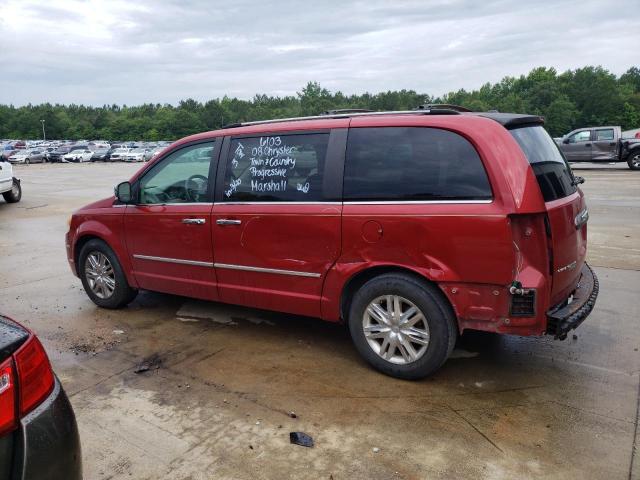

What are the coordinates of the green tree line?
(1, 65, 638, 141)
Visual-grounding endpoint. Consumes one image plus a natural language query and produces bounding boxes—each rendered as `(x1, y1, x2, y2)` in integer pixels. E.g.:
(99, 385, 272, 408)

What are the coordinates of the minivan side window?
(343, 127, 492, 201)
(138, 141, 215, 204)
(222, 133, 329, 202)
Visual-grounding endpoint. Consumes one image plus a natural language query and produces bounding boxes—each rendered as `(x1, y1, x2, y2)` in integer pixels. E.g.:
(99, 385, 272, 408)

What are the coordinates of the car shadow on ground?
(92, 289, 542, 393)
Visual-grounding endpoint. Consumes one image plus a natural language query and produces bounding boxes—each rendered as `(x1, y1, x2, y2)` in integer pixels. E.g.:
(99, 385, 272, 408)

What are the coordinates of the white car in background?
(63, 149, 94, 163)
(109, 148, 131, 161)
(123, 148, 151, 162)
(0, 156, 21, 203)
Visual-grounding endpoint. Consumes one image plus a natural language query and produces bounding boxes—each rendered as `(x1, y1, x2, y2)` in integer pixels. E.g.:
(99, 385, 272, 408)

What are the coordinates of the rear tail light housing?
(0, 334, 55, 437)
(510, 289, 537, 317)
(0, 358, 17, 436)
(14, 336, 55, 417)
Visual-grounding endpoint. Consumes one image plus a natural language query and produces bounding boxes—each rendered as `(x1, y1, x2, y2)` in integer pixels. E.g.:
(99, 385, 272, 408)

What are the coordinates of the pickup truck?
(0, 157, 21, 203)
(556, 126, 640, 170)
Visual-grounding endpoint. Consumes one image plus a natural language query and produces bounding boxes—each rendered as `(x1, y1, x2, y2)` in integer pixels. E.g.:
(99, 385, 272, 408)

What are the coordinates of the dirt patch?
(51, 324, 125, 355)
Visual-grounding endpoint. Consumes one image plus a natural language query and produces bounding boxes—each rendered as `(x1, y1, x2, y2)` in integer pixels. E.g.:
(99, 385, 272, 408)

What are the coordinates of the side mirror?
(114, 181, 132, 203)
(574, 176, 585, 185)
(562, 137, 570, 144)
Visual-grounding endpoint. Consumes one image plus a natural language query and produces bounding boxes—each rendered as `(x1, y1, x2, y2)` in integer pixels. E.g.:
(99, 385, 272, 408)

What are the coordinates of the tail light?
(508, 213, 550, 320)
(14, 336, 54, 417)
(0, 358, 17, 436)
(0, 326, 55, 436)
(510, 290, 537, 317)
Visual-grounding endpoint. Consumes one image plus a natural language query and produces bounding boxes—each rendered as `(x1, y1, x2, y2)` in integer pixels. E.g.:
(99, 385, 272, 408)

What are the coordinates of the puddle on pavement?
(176, 300, 275, 326)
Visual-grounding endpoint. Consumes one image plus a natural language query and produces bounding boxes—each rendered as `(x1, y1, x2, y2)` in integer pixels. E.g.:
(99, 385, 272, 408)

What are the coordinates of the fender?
(321, 261, 439, 322)
(72, 216, 139, 288)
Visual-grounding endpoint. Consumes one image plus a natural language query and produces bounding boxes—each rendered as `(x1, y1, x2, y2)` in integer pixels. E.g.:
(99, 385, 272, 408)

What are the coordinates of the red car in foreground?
(66, 107, 598, 379)
(0, 315, 81, 479)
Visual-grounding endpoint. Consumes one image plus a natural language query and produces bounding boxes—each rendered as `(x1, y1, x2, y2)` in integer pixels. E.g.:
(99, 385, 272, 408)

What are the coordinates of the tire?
(78, 239, 138, 309)
(627, 151, 640, 170)
(348, 273, 457, 380)
(2, 179, 21, 203)
(24, 159, 29, 165)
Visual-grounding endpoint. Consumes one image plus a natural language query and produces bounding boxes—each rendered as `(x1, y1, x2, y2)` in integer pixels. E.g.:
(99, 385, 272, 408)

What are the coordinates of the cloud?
(0, 0, 637, 105)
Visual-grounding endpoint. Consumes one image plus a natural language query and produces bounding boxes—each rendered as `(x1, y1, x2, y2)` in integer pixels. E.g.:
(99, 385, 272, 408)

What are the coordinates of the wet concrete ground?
(0, 162, 638, 479)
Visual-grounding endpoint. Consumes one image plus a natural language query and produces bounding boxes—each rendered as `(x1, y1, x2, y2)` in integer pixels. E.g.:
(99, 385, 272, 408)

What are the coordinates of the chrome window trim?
(214, 263, 321, 278)
(133, 254, 214, 267)
(343, 199, 493, 205)
(134, 202, 214, 207)
(213, 201, 341, 206)
(115, 202, 214, 207)
(212, 200, 491, 206)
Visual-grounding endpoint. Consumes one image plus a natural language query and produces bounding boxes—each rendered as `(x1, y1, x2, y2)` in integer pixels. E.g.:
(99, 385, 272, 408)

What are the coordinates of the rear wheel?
(78, 239, 137, 308)
(2, 179, 21, 203)
(627, 152, 640, 170)
(348, 273, 457, 380)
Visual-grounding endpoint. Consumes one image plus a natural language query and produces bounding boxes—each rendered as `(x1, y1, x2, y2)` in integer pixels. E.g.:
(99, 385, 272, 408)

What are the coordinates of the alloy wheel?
(84, 252, 116, 299)
(362, 295, 430, 365)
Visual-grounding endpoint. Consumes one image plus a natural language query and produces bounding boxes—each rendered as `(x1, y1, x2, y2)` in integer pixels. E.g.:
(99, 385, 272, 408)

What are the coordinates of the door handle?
(609, 142, 616, 146)
(182, 218, 206, 225)
(216, 219, 241, 226)
(584, 143, 591, 147)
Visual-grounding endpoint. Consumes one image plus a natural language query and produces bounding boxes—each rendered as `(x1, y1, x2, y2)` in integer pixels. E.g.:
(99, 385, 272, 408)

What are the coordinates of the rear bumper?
(546, 263, 598, 339)
(14, 377, 82, 480)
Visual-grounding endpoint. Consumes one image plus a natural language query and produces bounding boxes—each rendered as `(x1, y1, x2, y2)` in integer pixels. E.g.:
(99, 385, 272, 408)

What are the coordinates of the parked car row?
(0, 140, 170, 165)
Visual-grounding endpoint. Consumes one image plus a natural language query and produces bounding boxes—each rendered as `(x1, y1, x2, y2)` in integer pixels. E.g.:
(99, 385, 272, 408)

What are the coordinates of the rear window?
(344, 127, 492, 201)
(595, 128, 614, 141)
(510, 126, 577, 202)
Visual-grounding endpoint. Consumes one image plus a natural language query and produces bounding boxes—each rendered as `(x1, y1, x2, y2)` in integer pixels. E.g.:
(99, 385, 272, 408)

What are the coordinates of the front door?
(124, 140, 219, 300)
(211, 130, 344, 318)
(563, 129, 592, 162)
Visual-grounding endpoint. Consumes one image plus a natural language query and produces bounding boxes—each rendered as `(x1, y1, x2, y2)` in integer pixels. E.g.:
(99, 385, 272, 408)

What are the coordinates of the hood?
(76, 196, 116, 212)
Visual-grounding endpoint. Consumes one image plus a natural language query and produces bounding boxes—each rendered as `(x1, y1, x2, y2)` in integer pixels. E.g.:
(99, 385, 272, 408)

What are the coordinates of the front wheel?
(627, 152, 640, 170)
(348, 273, 457, 380)
(2, 179, 21, 203)
(78, 239, 138, 308)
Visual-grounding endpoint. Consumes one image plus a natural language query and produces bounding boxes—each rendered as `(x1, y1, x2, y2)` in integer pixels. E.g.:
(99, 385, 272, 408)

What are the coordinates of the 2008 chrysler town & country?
(66, 107, 599, 379)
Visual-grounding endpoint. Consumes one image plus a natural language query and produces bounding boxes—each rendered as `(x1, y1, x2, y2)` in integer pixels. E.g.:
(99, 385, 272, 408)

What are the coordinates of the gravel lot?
(0, 162, 638, 480)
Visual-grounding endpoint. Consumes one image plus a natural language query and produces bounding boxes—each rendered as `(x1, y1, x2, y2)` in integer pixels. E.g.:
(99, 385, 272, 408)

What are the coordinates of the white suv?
(0, 158, 21, 203)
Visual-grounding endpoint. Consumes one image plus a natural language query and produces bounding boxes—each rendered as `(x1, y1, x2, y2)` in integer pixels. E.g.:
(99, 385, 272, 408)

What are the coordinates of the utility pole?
(40, 120, 46, 141)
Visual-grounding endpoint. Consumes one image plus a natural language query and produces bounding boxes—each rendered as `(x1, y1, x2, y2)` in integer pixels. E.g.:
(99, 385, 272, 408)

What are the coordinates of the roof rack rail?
(221, 108, 467, 129)
(320, 108, 374, 116)
(415, 104, 471, 113)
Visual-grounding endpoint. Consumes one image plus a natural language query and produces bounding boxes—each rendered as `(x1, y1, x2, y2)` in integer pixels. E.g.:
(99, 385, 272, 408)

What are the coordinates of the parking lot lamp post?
(41, 119, 46, 141)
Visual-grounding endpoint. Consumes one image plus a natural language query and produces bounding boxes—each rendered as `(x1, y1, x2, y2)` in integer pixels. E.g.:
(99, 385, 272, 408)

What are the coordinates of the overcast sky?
(0, 0, 637, 106)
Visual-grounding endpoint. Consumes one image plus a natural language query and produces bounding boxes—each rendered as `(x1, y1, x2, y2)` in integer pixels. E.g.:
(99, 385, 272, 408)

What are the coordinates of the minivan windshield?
(510, 125, 577, 202)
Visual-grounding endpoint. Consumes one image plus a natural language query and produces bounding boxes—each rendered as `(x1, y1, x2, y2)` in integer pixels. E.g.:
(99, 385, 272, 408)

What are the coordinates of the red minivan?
(66, 107, 598, 379)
